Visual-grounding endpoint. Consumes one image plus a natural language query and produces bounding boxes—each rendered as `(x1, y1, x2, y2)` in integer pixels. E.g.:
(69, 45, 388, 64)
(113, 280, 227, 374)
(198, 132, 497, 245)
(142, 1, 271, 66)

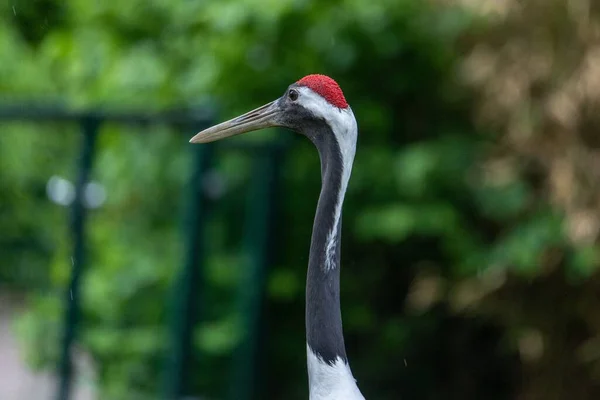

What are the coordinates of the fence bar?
(0, 105, 291, 400)
(56, 117, 100, 400)
(0, 105, 213, 125)
(229, 147, 282, 400)
(163, 140, 213, 399)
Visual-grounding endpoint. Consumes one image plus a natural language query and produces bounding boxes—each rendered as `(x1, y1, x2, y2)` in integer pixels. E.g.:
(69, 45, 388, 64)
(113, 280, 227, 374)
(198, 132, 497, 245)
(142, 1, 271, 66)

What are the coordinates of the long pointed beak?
(190, 100, 282, 144)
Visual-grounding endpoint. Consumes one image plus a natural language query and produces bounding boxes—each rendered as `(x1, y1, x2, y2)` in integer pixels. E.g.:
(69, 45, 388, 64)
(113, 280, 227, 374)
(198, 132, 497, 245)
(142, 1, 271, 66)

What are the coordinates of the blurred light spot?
(84, 181, 107, 209)
(449, 279, 484, 312)
(450, 0, 513, 18)
(47, 176, 106, 209)
(568, 210, 600, 244)
(46, 175, 75, 206)
(460, 45, 497, 86)
(519, 329, 544, 362)
(546, 91, 578, 129)
(406, 269, 443, 313)
(478, 266, 507, 292)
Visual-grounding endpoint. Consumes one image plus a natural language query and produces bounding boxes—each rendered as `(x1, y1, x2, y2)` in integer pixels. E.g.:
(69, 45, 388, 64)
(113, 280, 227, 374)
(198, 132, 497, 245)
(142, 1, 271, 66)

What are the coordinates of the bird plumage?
(307, 344, 364, 400)
(190, 74, 364, 399)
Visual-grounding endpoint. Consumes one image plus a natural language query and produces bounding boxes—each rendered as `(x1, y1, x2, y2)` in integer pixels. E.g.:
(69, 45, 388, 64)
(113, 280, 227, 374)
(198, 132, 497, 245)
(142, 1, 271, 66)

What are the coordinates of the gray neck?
(305, 130, 350, 364)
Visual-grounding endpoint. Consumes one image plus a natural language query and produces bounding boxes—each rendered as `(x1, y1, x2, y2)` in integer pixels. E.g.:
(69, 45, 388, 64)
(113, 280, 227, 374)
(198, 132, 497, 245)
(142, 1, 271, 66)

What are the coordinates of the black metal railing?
(0, 105, 286, 400)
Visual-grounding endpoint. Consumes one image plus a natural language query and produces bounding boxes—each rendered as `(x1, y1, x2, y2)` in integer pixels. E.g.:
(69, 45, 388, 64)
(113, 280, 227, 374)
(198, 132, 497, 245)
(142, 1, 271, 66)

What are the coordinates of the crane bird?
(190, 74, 365, 400)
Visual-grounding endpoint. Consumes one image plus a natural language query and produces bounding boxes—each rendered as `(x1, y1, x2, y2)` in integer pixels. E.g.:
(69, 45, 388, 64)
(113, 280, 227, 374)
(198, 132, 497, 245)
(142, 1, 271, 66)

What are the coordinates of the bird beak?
(189, 100, 282, 144)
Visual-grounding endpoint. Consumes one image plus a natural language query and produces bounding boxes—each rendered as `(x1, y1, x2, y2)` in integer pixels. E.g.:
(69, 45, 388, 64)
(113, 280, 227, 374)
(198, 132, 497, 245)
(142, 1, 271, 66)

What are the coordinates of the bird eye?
(288, 89, 299, 101)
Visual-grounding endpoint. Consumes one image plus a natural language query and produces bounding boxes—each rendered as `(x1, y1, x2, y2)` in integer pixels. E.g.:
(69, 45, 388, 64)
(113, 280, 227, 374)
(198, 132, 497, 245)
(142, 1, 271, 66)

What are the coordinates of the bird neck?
(306, 134, 348, 362)
(305, 131, 363, 399)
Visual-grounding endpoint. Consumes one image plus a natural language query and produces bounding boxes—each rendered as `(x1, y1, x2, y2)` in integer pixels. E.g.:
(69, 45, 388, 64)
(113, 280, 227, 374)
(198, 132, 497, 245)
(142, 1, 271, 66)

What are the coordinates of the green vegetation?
(2, 0, 600, 399)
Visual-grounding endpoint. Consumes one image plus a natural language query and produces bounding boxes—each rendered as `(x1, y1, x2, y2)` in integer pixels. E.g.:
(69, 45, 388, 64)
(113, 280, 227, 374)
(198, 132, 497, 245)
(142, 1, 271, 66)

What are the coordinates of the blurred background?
(2, 0, 600, 399)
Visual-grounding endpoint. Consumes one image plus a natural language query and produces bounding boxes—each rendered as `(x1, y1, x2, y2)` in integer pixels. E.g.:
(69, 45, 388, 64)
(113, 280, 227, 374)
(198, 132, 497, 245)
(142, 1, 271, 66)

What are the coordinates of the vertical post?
(56, 116, 99, 400)
(229, 146, 281, 400)
(163, 139, 213, 399)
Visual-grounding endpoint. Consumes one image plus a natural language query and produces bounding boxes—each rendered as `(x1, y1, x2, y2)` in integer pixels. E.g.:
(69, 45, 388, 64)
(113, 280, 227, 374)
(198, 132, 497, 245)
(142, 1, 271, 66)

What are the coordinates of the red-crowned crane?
(190, 75, 365, 400)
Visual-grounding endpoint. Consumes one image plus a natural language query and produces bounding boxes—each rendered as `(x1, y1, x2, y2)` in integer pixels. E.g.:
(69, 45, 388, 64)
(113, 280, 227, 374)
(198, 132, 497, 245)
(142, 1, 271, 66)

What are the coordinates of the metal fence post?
(56, 116, 100, 400)
(0, 105, 289, 400)
(163, 139, 213, 399)
(229, 146, 282, 400)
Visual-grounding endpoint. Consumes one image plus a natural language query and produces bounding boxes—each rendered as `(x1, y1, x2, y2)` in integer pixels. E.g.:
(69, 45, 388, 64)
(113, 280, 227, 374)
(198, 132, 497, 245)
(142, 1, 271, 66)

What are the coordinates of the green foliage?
(2, 0, 599, 399)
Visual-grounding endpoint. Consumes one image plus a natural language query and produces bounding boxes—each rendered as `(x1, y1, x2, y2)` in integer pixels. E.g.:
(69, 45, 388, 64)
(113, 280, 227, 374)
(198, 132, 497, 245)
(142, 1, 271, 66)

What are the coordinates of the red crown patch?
(296, 74, 348, 109)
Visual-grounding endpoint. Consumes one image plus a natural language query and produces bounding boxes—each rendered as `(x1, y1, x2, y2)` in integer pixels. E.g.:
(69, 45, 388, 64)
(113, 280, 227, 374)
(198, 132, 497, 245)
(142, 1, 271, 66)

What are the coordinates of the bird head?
(189, 74, 357, 151)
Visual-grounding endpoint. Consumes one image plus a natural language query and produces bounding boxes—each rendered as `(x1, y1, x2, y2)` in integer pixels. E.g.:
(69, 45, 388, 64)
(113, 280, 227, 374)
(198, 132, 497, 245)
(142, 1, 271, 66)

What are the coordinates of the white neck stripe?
(296, 86, 358, 271)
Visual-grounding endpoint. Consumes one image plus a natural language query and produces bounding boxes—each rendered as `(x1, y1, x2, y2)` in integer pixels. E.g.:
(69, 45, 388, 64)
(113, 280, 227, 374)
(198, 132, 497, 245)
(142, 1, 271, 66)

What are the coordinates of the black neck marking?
(305, 123, 348, 365)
